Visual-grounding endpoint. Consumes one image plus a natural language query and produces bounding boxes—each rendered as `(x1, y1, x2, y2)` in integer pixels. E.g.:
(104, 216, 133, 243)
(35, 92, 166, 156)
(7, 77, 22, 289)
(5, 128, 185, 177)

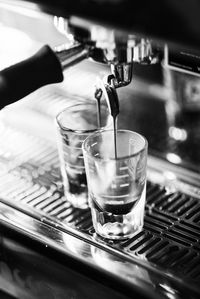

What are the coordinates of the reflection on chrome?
(168, 127, 188, 142)
(91, 246, 153, 286)
(159, 283, 179, 299)
(166, 153, 182, 164)
(163, 171, 177, 181)
(62, 232, 91, 257)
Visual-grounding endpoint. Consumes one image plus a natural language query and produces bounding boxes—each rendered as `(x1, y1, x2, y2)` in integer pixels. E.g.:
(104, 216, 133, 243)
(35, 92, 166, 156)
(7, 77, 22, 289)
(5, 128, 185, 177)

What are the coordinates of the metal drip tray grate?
(1, 123, 200, 289)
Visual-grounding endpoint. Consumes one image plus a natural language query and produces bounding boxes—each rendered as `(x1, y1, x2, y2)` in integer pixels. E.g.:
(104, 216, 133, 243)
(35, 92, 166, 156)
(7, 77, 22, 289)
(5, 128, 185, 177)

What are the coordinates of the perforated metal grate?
(0, 123, 200, 287)
(1, 66, 200, 299)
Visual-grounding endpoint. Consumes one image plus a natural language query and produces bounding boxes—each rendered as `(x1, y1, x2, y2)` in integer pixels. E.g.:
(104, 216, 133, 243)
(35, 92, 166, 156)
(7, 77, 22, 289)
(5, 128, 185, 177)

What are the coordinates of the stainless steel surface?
(1, 0, 200, 51)
(54, 17, 159, 87)
(0, 1, 200, 299)
(0, 129, 200, 299)
(95, 75, 119, 118)
(55, 42, 89, 70)
(0, 67, 200, 298)
(0, 0, 160, 90)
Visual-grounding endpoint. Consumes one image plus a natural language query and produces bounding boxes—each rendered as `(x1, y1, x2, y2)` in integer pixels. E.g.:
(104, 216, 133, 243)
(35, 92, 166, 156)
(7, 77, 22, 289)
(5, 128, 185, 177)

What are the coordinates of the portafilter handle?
(0, 43, 89, 109)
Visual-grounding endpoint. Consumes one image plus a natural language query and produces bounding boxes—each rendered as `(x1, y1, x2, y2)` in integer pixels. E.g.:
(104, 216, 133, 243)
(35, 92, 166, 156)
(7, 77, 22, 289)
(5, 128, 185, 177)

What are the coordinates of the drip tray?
(0, 120, 200, 299)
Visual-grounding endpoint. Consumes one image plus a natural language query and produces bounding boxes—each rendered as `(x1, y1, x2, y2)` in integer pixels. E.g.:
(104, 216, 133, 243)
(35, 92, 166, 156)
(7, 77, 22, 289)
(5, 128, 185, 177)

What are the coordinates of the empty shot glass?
(82, 129, 148, 240)
(56, 100, 112, 209)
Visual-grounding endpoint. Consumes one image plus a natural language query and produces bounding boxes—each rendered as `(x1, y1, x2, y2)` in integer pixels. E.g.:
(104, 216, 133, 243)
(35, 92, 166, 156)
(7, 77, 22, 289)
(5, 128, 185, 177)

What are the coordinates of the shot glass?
(163, 65, 200, 141)
(56, 100, 112, 209)
(82, 129, 148, 240)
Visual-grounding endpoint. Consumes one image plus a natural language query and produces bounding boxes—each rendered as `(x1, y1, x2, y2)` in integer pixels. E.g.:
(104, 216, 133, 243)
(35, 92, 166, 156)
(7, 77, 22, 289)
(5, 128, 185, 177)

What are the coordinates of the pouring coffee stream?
(95, 75, 120, 159)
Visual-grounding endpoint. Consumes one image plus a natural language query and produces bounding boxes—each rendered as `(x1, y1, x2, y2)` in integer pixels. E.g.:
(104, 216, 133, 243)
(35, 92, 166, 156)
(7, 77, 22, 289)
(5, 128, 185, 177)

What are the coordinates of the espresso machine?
(0, 1, 200, 299)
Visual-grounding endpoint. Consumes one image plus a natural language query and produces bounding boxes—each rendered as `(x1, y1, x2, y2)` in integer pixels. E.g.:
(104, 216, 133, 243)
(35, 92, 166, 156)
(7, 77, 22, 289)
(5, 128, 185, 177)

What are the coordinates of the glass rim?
(82, 129, 148, 161)
(56, 104, 111, 134)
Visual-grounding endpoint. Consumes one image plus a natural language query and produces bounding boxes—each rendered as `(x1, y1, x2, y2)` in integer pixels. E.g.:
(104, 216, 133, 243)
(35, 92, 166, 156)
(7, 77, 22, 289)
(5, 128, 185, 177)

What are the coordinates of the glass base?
(90, 187, 146, 240)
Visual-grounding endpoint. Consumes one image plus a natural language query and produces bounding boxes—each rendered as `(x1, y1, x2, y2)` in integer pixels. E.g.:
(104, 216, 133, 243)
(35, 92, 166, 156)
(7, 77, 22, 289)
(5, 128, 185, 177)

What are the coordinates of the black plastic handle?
(0, 45, 64, 109)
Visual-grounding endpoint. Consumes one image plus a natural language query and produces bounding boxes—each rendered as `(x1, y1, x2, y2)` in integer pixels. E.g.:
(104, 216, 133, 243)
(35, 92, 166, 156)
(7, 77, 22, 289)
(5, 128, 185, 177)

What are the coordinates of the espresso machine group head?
(0, 0, 200, 110)
(0, 0, 161, 109)
(53, 15, 160, 116)
(54, 16, 159, 88)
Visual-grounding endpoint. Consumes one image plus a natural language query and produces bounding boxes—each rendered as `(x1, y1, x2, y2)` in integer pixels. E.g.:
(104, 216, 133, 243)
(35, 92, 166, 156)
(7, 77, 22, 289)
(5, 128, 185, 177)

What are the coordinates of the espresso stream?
(92, 86, 123, 214)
